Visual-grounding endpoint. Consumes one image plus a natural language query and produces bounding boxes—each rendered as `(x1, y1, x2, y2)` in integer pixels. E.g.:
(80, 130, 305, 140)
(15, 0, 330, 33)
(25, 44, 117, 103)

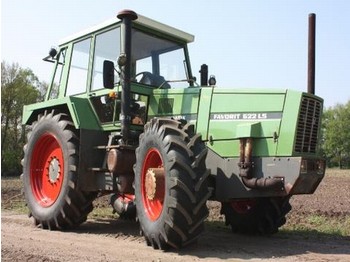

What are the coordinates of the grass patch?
(206, 213, 350, 240)
(88, 194, 117, 219)
(282, 214, 350, 238)
(2, 199, 28, 214)
(1, 177, 28, 214)
(88, 206, 117, 219)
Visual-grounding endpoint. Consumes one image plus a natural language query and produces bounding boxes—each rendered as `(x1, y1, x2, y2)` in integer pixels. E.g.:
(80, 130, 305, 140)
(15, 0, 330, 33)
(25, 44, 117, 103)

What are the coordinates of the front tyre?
(22, 110, 95, 229)
(221, 197, 291, 234)
(134, 118, 210, 249)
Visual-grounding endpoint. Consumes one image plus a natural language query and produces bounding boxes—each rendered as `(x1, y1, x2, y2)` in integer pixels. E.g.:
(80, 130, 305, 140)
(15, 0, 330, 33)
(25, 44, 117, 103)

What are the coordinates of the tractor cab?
(129, 20, 195, 89)
(45, 11, 195, 94)
(42, 10, 197, 131)
(102, 14, 196, 90)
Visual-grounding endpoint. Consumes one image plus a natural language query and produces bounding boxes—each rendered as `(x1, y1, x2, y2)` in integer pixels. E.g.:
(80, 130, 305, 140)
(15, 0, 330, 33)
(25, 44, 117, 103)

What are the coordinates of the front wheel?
(221, 197, 291, 234)
(134, 118, 210, 249)
(22, 110, 95, 229)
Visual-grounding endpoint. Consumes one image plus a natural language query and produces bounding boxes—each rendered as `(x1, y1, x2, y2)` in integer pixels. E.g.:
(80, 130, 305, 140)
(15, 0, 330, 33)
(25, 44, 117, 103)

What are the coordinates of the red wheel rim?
(141, 148, 165, 221)
(30, 133, 64, 207)
(230, 199, 256, 214)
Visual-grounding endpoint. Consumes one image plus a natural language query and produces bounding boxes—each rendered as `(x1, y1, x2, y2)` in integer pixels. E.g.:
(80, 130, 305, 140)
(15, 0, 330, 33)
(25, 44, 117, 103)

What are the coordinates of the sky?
(1, 0, 349, 108)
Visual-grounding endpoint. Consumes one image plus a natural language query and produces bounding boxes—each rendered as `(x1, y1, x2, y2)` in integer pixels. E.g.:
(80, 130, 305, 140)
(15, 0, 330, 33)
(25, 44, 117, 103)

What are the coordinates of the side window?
(135, 56, 152, 75)
(92, 28, 120, 90)
(134, 56, 152, 83)
(66, 38, 91, 96)
(159, 49, 187, 89)
(49, 48, 66, 99)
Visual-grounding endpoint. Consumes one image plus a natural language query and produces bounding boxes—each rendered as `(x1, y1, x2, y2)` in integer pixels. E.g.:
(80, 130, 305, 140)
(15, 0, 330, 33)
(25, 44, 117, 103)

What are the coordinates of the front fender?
(22, 97, 100, 130)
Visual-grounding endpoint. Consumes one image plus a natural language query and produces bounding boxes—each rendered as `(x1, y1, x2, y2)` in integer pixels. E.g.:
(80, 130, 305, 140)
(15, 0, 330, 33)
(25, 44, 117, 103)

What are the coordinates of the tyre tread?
(22, 110, 96, 230)
(135, 118, 210, 249)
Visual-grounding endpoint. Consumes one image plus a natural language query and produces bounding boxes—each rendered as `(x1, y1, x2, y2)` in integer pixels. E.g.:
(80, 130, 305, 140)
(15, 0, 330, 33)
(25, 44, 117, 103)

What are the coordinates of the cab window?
(66, 38, 91, 96)
(131, 29, 189, 88)
(92, 28, 121, 90)
(49, 48, 66, 99)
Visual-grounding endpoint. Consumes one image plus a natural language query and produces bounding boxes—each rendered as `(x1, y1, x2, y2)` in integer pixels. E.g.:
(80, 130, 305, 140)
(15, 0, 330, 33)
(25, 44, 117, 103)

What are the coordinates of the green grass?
(206, 213, 350, 239)
(88, 206, 117, 219)
(281, 214, 350, 238)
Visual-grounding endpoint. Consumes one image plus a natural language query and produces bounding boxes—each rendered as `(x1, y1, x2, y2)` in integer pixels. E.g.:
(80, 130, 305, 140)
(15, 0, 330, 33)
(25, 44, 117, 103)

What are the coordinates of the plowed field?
(2, 169, 350, 261)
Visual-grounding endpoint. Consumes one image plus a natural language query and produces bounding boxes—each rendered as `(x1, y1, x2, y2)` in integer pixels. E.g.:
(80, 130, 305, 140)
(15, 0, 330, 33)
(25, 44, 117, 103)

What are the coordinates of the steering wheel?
(133, 71, 170, 89)
(133, 71, 152, 83)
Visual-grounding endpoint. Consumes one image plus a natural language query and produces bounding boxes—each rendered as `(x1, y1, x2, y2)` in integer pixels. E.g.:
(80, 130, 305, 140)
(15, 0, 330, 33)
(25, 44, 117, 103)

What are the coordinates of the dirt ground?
(2, 170, 350, 262)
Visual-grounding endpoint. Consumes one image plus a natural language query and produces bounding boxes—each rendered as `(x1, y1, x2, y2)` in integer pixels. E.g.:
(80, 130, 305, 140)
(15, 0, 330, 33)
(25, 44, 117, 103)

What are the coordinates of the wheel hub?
(48, 157, 60, 183)
(230, 199, 256, 214)
(145, 168, 164, 200)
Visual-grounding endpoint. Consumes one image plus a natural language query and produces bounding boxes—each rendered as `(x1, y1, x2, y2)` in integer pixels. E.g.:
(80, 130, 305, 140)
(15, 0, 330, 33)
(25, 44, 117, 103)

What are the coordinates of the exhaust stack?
(117, 10, 138, 144)
(307, 13, 316, 95)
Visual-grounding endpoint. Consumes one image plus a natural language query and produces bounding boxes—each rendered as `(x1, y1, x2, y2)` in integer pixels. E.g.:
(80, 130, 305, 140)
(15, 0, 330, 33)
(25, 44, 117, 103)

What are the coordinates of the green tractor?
(22, 10, 325, 249)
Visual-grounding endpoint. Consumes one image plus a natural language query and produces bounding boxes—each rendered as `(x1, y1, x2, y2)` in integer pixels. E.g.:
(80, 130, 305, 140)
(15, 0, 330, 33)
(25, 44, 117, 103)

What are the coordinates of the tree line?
(1, 61, 48, 176)
(322, 100, 350, 168)
(1, 61, 349, 176)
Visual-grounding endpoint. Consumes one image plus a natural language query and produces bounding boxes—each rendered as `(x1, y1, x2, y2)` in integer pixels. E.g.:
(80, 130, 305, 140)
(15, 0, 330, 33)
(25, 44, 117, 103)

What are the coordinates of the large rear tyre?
(221, 197, 291, 234)
(22, 110, 95, 229)
(134, 118, 210, 249)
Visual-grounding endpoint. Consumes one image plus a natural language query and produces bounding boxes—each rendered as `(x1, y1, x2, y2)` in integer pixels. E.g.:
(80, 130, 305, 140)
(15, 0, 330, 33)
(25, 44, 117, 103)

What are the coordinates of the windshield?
(131, 29, 190, 88)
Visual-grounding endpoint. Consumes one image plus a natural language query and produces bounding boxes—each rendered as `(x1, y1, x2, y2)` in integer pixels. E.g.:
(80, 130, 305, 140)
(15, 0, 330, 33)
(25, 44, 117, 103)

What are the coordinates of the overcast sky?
(1, 0, 349, 108)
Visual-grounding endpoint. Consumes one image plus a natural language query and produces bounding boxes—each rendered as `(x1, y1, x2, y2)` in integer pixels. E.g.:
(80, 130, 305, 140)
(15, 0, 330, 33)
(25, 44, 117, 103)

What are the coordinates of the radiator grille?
(294, 97, 322, 153)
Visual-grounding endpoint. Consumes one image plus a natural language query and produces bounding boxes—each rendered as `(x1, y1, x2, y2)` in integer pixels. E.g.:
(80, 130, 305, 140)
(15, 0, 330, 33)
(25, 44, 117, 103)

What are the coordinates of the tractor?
(22, 10, 325, 249)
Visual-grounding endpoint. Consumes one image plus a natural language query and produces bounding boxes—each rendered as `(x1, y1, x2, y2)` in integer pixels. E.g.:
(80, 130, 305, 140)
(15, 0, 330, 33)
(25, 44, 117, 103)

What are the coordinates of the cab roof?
(59, 12, 194, 46)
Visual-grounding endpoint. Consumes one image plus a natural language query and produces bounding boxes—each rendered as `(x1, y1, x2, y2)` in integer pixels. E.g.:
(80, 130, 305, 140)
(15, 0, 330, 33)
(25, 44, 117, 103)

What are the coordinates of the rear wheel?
(221, 197, 291, 234)
(134, 118, 210, 249)
(22, 110, 96, 229)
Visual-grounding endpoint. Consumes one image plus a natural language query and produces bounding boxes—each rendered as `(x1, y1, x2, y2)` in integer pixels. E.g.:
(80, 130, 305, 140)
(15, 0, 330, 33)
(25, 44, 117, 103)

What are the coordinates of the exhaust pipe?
(200, 64, 208, 86)
(117, 10, 138, 144)
(238, 138, 285, 191)
(307, 13, 316, 95)
(242, 176, 285, 191)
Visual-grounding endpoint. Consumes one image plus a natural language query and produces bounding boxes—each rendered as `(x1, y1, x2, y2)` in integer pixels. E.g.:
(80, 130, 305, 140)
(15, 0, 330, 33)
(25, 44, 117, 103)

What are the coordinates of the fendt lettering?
(22, 10, 325, 250)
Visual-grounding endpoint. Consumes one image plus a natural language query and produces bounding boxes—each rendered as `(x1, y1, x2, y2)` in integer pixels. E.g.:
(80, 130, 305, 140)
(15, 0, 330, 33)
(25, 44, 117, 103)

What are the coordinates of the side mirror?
(103, 60, 115, 89)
